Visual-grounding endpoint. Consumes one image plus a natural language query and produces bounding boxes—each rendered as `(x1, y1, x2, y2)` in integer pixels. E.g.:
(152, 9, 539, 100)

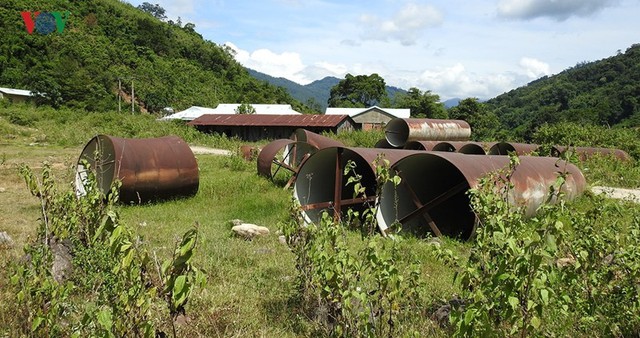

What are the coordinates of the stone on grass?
(50, 237, 73, 283)
(232, 223, 270, 239)
(0, 231, 13, 247)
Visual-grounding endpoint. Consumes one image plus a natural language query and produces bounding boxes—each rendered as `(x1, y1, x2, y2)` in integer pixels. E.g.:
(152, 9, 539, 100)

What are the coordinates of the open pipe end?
(376, 153, 475, 240)
(293, 147, 377, 224)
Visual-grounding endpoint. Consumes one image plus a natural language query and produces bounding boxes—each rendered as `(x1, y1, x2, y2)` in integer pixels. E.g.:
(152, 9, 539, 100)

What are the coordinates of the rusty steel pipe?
(291, 128, 344, 149)
(551, 146, 631, 161)
(403, 140, 441, 151)
(293, 147, 421, 224)
(384, 118, 471, 147)
(488, 142, 540, 156)
(375, 138, 401, 149)
(75, 135, 199, 203)
(257, 139, 317, 180)
(376, 153, 586, 240)
(457, 142, 495, 154)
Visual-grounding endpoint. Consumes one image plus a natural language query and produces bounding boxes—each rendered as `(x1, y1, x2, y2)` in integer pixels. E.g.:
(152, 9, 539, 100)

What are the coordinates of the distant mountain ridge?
(247, 69, 407, 112)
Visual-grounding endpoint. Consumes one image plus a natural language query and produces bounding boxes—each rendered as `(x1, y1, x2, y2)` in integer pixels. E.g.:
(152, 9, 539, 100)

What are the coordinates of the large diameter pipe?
(403, 141, 441, 151)
(257, 139, 317, 179)
(385, 118, 471, 147)
(375, 138, 401, 149)
(75, 135, 199, 203)
(404, 141, 494, 154)
(293, 147, 420, 224)
(292, 128, 344, 149)
(376, 153, 586, 240)
(551, 146, 631, 161)
(489, 142, 540, 156)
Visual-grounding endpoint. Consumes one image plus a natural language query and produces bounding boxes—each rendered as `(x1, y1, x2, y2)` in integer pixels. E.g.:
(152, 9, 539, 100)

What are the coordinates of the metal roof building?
(161, 104, 302, 121)
(0, 87, 35, 103)
(325, 106, 410, 130)
(188, 114, 355, 141)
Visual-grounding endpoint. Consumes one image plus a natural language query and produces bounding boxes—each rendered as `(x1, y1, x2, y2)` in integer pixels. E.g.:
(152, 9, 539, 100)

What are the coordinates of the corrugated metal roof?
(325, 105, 411, 119)
(161, 104, 302, 121)
(188, 114, 352, 127)
(0, 87, 34, 97)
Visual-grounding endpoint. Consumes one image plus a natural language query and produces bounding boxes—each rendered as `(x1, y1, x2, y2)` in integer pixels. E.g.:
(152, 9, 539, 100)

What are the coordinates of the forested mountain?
(487, 44, 640, 139)
(247, 70, 407, 112)
(0, 0, 309, 113)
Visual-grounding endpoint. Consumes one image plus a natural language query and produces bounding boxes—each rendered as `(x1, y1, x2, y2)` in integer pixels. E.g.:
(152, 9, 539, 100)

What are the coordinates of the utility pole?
(131, 79, 135, 114)
(118, 78, 121, 113)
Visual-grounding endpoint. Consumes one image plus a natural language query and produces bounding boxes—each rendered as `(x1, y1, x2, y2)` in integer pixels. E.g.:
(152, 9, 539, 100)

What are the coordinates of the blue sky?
(126, 0, 639, 100)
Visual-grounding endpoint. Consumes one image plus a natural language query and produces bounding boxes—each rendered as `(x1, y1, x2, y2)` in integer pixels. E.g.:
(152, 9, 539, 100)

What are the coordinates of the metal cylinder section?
(293, 147, 419, 224)
(384, 118, 471, 147)
(257, 139, 317, 180)
(76, 135, 199, 203)
(551, 146, 631, 161)
(376, 153, 586, 240)
(292, 128, 344, 149)
(403, 140, 441, 151)
(488, 142, 540, 156)
(375, 138, 401, 149)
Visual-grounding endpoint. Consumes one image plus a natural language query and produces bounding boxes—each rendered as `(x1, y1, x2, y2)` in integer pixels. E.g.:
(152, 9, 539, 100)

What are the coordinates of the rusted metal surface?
(376, 153, 586, 240)
(403, 141, 493, 154)
(403, 140, 441, 151)
(257, 139, 317, 180)
(240, 145, 260, 160)
(375, 138, 401, 149)
(488, 142, 540, 156)
(75, 135, 199, 203)
(384, 118, 471, 147)
(293, 147, 421, 224)
(292, 128, 344, 149)
(457, 142, 496, 154)
(551, 146, 631, 161)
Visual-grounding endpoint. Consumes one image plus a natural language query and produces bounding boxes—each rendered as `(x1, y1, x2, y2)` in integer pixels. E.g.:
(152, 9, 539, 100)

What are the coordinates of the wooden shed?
(325, 106, 410, 130)
(188, 114, 355, 141)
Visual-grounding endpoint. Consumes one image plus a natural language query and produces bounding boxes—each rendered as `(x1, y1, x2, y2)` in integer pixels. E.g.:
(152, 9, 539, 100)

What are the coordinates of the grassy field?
(0, 106, 460, 336)
(2, 104, 640, 336)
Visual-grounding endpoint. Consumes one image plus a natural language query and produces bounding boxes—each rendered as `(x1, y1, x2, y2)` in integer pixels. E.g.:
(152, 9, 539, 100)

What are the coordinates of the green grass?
(2, 104, 640, 336)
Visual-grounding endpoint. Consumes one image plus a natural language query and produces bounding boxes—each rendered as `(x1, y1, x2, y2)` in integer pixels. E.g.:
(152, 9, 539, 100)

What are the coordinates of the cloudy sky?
(126, 0, 638, 100)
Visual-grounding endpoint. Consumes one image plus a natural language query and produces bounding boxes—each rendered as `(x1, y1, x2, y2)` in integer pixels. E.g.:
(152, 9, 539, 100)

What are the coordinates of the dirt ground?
(592, 186, 640, 203)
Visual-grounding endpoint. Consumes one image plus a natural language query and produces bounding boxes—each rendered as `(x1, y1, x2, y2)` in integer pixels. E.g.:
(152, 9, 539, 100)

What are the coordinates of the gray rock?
(431, 297, 465, 327)
(432, 304, 451, 326)
(0, 231, 13, 247)
(0, 187, 6, 193)
(278, 235, 287, 245)
(232, 223, 270, 239)
(50, 237, 73, 283)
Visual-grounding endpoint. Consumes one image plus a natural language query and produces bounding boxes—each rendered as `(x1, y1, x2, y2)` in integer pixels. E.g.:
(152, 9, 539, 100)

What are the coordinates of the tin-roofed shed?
(188, 114, 355, 141)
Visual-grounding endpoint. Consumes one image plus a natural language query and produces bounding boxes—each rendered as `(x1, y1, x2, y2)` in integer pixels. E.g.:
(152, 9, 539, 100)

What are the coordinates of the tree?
(137, 2, 167, 21)
(394, 87, 447, 118)
(449, 98, 500, 141)
(328, 73, 386, 107)
(235, 103, 256, 114)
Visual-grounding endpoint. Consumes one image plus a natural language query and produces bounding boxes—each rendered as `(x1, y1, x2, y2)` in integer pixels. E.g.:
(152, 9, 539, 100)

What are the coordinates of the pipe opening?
(458, 143, 486, 154)
(384, 119, 410, 148)
(377, 154, 475, 239)
(432, 142, 456, 152)
(294, 148, 377, 224)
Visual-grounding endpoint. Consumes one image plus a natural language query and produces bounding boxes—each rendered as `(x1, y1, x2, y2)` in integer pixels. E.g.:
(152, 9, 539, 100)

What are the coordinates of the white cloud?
(497, 0, 620, 21)
(415, 63, 517, 99)
(360, 2, 443, 46)
(225, 42, 309, 83)
(519, 57, 550, 79)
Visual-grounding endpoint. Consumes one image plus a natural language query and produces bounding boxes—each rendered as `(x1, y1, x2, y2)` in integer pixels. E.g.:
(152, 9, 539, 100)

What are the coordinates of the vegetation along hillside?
(0, 0, 312, 113)
(486, 44, 640, 139)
